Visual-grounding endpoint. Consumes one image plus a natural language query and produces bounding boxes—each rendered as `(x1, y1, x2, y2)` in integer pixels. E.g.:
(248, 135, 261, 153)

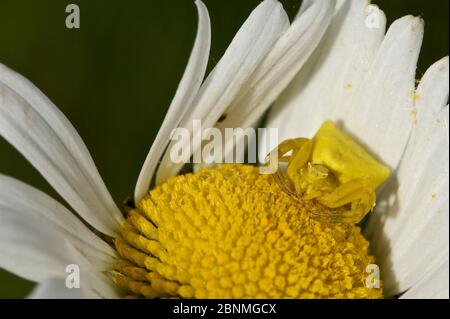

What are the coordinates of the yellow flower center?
(111, 163, 383, 298)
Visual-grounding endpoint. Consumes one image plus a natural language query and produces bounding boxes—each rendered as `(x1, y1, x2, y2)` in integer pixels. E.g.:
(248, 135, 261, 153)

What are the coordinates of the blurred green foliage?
(0, 0, 448, 298)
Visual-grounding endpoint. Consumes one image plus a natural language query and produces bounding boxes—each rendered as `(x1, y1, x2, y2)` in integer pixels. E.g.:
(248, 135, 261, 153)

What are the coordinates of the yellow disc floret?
(111, 164, 382, 299)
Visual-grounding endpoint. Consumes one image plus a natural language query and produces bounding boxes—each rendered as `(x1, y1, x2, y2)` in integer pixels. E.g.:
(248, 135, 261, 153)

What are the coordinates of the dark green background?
(0, 0, 448, 298)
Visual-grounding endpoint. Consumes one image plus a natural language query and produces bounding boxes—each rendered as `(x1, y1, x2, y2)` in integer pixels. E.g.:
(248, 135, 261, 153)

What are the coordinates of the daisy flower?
(0, 0, 448, 299)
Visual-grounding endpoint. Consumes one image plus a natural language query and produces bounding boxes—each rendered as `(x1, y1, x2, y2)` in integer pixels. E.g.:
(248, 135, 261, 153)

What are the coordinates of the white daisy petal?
(60, 247, 119, 298)
(0, 174, 117, 269)
(400, 258, 449, 299)
(342, 15, 424, 170)
(265, 15, 423, 171)
(28, 278, 101, 299)
(366, 57, 449, 296)
(296, 0, 316, 17)
(134, 0, 211, 202)
(0, 214, 72, 282)
(415, 56, 449, 120)
(217, 0, 336, 161)
(0, 64, 124, 237)
(367, 57, 449, 239)
(0, 213, 118, 298)
(263, 0, 386, 150)
(381, 167, 448, 295)
(156, 0, 290, 183)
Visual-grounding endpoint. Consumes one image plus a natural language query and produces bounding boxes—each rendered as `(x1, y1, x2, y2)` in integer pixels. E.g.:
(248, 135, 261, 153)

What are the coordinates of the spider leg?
(317, 178, 376, 223)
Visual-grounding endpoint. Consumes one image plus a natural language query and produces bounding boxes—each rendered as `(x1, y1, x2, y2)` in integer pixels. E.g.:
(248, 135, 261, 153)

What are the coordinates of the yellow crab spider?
(267, 121, 390, 224)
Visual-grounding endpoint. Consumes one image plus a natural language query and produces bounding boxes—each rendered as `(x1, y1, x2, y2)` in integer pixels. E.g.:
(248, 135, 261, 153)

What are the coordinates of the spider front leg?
(265, 138, 313, 177)
(316, 178, 376, 224)
(265, 138, 313, 195)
